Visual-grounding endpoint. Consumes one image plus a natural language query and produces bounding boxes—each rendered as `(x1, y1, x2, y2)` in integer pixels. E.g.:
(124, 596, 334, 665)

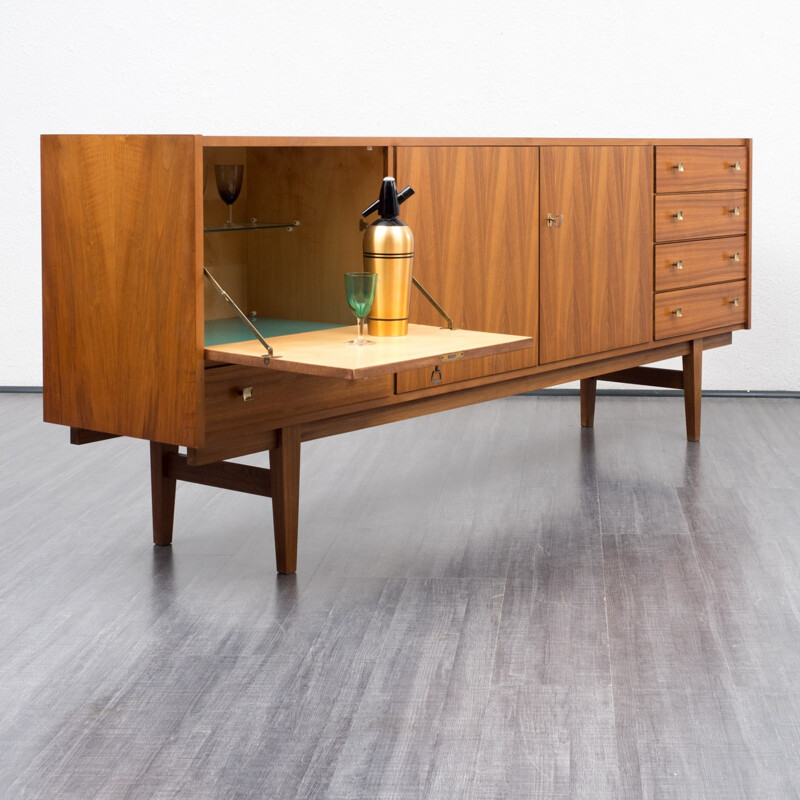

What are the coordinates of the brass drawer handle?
(730, 161, 742, 171)
(239, 386, 254, 402)
(673, 259, 684, 270)
(672, 307, 683, 318)
(546, 213, 563, 228)
(430, 366, 443, 384)
(673, 162, 685, 172)
(729, 206, 741, 216)
(673, 210, 684, 220)
(730, 297, 740, 307)
(729, 251, 741, 262)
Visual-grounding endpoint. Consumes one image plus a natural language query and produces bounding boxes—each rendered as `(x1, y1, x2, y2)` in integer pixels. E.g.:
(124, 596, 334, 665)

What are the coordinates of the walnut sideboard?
(41, 136, 752, 573)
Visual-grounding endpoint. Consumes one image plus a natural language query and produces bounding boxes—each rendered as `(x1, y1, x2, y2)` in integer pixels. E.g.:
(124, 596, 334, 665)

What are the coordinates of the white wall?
(1, 0, 797, 389)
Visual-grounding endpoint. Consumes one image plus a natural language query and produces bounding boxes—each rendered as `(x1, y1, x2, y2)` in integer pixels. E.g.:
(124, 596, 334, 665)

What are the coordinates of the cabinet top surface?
(198, 136, 750, 147)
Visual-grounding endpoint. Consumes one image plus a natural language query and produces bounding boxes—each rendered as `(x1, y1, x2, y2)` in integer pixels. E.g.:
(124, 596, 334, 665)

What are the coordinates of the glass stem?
(227, 204, 233, 226)
(357, 317, 364, 343)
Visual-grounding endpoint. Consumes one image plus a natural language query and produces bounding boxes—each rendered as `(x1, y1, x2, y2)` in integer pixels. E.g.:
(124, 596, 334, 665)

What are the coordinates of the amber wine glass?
(215, 164, 244, 227)
(344, 272, 377, 346)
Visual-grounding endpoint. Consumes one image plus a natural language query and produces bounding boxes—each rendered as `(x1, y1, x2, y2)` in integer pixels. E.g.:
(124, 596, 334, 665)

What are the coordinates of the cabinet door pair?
(398, 145, 653, 365)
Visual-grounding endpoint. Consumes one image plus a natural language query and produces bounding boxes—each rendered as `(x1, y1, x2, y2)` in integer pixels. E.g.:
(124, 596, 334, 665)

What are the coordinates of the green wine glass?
(344, 272, 377, 346)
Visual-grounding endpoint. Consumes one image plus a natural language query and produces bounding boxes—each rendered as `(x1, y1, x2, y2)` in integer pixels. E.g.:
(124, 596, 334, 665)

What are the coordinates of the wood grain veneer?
(655, 191, 748, 242)
(396, 146, 539, 374)
(655, 236, 747, 291)
(656, 146, 748, 193)
(42, 135, 203, 446)
(244, 146, 384, 325)
(539, 146, 653, 363)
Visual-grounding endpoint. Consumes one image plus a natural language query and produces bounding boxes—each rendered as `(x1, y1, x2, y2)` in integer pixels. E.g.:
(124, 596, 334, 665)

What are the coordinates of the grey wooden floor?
(2, 393, 800, 799)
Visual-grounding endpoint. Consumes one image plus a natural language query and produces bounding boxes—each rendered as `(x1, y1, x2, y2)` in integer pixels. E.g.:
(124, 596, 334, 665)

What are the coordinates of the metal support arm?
(203, 267, 274, 364)
(411, 276, 455, 330)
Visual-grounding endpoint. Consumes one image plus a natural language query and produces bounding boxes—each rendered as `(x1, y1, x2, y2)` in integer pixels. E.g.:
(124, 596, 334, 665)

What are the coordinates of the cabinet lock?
(672, 307, 683, 318)
(546, 213, 564, 228)
(430, 366, 443, 384)
(239, 386, 254, 402)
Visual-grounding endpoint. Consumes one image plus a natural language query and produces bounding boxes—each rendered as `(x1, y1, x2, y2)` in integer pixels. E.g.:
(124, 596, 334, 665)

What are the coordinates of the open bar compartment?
(201, 143, 533, 379)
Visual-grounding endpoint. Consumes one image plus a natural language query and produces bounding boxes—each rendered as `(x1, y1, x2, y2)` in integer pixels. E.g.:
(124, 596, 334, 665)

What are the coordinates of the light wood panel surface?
(396, 146, 538, 372)
(41, 134, 203, 446)
(539, 146, 653, 363)
(656, 146, 748, 193)
(655, 236, 747, 291)
(655, 191, 748, 242)
(245, 146, 384, 325)
(204, 323, 533, 380)
(655, 280, 747, 339)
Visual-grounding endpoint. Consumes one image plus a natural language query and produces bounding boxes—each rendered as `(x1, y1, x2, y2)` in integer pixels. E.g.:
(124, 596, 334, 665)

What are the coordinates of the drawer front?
(655, 191, 747, 242)
(654, 280, 747, 340)
(655, 236, 747, 291)
(204, 365, 393, 437)
(656, 146, 748, 193)
(395, 348, 533, 394)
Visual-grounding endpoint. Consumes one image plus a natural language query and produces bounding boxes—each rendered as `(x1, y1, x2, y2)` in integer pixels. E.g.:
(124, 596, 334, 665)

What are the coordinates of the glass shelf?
(204, 219, 300, 233)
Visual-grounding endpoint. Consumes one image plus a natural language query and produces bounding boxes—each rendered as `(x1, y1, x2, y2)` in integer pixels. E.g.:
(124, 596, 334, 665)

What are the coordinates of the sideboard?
(41, 136, 752, 573)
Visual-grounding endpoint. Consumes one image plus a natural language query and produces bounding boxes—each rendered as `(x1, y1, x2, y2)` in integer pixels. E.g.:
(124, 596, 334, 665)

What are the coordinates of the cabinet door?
(396, 146, 539, 369)
(539, 146, 653, 363)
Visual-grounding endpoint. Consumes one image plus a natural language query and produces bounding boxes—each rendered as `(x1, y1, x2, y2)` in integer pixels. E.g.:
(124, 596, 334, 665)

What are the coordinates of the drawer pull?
(730, 297, 740, 307)
(729, 206, 741, 216)
(430, 366, 443, 384)
(672, 307, 683, 318)
(673, 210, 684, 220)
(239, 386, 254, 402)
(730, 161, 742, 171)
(673, 259, 684, 270)
(730, 251, 741, 262)
(673, 162, 685, 172)
(546, 213, 564, 228)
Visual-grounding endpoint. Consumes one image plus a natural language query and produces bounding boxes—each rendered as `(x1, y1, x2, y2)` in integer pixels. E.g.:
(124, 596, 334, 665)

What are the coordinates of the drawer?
(654, 280, 746, 340)
(655, 191, 747, 242)
(203, 365, 393, 437)
(655, 236, 747, 291)
(656, 146, 748, 193)
(395, 347, 534, 394)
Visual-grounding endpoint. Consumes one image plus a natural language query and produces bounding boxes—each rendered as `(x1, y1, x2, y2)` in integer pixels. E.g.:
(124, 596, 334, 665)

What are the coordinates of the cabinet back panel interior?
(217, 146, 385, 327)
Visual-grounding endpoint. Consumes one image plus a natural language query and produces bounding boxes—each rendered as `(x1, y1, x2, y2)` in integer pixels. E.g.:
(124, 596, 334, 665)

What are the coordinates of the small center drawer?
(654, 280, 747, 340)
(655, 191, 747, 242)
(655, 236, 747, 291)
(395, 348, 534, 394)
(656, 146, 748, 193)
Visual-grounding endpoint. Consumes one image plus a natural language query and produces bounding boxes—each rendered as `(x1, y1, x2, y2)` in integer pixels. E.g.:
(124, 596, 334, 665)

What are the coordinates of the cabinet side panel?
(42, 135, 202, 446)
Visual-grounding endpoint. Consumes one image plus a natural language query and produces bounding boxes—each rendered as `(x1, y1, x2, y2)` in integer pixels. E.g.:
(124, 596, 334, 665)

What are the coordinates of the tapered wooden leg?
(150, 442, 178, 546)
(269, 425, 301, 574)
(580, 378, 598, 427)
(683, 339, 702, 442)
